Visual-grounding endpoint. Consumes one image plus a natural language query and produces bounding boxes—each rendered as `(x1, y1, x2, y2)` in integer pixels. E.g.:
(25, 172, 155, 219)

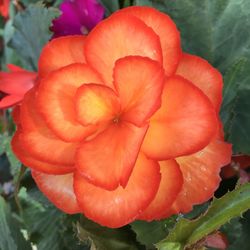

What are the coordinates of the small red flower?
(0, 0, 9, 18)
(0, 64, 37, 109)
(12, 7, 231, 228)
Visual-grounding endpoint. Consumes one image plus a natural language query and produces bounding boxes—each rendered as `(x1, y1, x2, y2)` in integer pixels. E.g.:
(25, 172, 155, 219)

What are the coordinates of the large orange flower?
(12, 6, 231, 228)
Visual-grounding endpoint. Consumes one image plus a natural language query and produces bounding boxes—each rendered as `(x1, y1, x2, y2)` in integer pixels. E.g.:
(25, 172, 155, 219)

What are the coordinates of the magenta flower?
(51, 0, 105, 38)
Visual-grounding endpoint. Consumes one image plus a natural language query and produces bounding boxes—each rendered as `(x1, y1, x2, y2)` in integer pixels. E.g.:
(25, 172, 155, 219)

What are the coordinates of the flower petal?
(11, 131, 73, 174)
(37, 63, 102, 142)
(116, 6, 181, 76)
(0, 95, 23, 109)
(142, 76, 217, 160)
(75, 84, 120, 126)
(76, 122, 148, 190)
(138, 159, 183, 221)
(176, 53, 223, 112)
(32, 171, 81, 214)
(85, 13, 162, 87)
(74, 153, 160, 228)
(38, 35, 86, 78)
(168, 138, 232, 215)
(19, 89, 78, 166)
(113, 56, 165, 126)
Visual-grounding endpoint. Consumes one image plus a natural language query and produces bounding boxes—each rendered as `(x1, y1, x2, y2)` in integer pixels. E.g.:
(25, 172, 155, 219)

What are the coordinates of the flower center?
(113, 116, 120, 124)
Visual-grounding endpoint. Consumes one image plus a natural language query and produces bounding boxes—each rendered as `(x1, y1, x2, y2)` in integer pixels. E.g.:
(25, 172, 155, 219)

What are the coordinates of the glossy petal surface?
(113, 56, 165, 126)
(75, 84, 120, 126)
(32, 171, 81, 214)
(76, 122, 148, 190)
(117, 6, 181, 75)
(138, 159, 183, 221)
(85, 13, 162, 87)
(38, 36, 86, 78)
(74, 153, 160, 228)
(37, 64, 102, 142)
(169, 138, 232, 214)
(176, 53, 223, 111)
(142, 76, 217, 160)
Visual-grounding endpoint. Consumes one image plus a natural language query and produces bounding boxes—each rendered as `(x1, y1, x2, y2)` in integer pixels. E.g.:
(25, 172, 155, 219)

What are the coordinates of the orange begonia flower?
(11, 6, 232, 228)
(0, 64, 37, 109)
(0, 0, 9, 19)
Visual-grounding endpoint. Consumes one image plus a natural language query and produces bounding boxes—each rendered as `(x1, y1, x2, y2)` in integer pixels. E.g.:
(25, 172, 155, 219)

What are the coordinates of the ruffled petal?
(113, 56, 165, 126)
(11, 131, 74, 174)
(38, 35, 86, 78)
(142, 76, 217, 160)
(19, 88, 78, 166)
(75, 84, 120, 126)
(32, 171, 81, 214)
(168, 138, 232, 215)
(85, 13, 163, 87)
(76, 122, 148, 190)
(74, 153, 161, 228)
(176, 53, 223, 111)
(138, 159, 183, 221)
(116, 6, 181, 76)
(37, 63, 102, 142)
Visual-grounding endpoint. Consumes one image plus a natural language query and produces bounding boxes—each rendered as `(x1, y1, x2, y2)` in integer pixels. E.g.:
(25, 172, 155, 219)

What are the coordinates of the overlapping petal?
(116, 6, 181, 76)
(113, 56, 165, 126)
(32, 171, 81, 213)
(37, 63, 102, 142)
(76, 122, 148, 190)
(38, 35, 86, 78)
(84, 13, 163, 86)
(75, 84, 120, 126)
(176, 53, 223, 111)
(142, 76, 218, 160)
(74, 153, 161, 228)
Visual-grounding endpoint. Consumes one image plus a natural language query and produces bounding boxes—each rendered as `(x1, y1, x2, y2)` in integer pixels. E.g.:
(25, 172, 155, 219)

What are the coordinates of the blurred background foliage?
(0, 0, 250, 249)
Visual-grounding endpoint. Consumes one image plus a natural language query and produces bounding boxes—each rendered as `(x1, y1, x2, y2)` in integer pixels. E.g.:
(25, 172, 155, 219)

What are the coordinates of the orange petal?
(11, 131, 73, 174)
(142, 76, 217, 160)
(32, 171, 81, 214)
(38, 35, 86, 78)
(76, 122, 148, 190)
(176, 53, 223, 112)
(116, 6, 181, 76)
(74, 153, 160, 228)
(85, 13, 162, 87)
(37, 63, 102, 142)
(168, 138, 232, 215)
(138, 159, 183, 221)
(113, 56, 165, 126)
(19, 88, 78, 166)
(75, 84, 120, 126)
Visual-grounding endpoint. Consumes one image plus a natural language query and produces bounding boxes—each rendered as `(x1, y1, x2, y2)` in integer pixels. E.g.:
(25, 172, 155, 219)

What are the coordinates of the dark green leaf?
(138, 0, 250, 74)
(0, 196, 32, 250)
(8, 2, 60, 70)
(156, 183, 250, 250)
(77, 216, 142, 250)
(131, 217, 177, 249)
(99, 0, 120, 15)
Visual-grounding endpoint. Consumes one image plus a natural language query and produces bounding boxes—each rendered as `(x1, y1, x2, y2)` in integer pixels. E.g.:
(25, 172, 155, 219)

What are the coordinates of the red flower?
(0, 0, 9, 18)
(0, 64, 37, 109)
(12, 7, 231, 228)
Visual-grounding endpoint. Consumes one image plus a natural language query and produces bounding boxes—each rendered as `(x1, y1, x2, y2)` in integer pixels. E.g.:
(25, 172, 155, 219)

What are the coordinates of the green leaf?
(131, 216, 177, 249)
(0, 133, 21, 179)
(77, 216, 142, 250)
(156, 183, 250, 250)
(139, 0, 250, 74)
(99, 0, 120, 15)
(8, 2, 60, 70)
(18, 187, 87, 250)
(0, 196, 32, 250)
